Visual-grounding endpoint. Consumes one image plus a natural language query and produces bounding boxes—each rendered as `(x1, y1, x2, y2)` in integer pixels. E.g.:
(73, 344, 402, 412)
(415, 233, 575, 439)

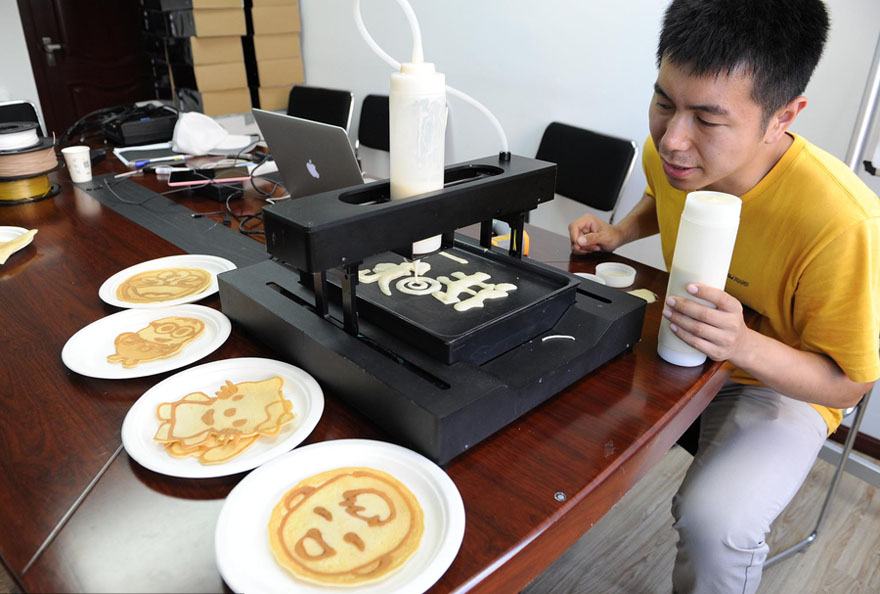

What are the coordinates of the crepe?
(268, 467, 424, 587)
(116, 266, 211, 303)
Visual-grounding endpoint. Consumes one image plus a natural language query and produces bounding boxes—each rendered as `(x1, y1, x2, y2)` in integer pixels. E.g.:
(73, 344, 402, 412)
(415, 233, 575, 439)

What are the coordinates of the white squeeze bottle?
(657, 190, 742, 366)
(389, 60, 446, 255)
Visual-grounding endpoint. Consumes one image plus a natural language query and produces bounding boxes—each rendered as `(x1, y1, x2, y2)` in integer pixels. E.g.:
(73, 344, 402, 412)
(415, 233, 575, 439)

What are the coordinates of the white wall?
(302, 0, 880, 267)
(0, 0, 43, 126)
(301, 0, 880, 439)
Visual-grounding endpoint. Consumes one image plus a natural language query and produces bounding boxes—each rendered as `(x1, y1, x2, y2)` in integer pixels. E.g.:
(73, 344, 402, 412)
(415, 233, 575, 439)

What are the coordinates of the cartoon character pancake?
(107, 315, 205, 368)
(268, 467, 424, 586)
(116, 267, 212, 304)
(153, 377, 294, 465)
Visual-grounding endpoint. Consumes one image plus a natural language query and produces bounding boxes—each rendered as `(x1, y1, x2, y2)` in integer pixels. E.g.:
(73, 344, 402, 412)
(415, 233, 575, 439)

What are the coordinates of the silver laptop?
(252, 108, 365, 199)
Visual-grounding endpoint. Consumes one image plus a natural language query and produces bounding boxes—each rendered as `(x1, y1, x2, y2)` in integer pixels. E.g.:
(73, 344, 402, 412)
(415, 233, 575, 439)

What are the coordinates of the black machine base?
(218, 247, 646, 465)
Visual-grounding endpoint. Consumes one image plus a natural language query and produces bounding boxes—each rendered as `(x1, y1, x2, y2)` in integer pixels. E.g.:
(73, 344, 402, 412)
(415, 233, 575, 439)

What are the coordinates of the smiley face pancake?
(268, 467, 424, 586)
(116, 267, 212, 304)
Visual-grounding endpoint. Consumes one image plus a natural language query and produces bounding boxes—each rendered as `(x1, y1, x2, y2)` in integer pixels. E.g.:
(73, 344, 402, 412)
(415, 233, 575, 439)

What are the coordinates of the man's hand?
(568, 214, 623, 255)
(662, 283, 752, 364)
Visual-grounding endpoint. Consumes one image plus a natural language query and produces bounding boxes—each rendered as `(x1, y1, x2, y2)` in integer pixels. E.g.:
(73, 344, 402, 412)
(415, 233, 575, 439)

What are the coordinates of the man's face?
(649, 59, 770, 195)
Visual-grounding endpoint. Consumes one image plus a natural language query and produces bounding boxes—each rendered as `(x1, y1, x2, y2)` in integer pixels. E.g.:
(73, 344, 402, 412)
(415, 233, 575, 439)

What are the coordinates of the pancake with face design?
(268, 467, 424, 586)
(107, 315, 205, 368)
(116, 267, 212, 304)
(154, 376, 294, 464)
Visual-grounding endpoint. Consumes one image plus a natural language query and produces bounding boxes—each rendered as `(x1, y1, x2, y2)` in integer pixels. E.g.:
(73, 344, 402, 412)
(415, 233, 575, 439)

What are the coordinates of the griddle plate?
(332, 241, 579, 364)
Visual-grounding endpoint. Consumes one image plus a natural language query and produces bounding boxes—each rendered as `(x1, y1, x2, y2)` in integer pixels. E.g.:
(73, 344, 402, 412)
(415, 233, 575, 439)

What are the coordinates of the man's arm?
(569, 191, 659, 254)
(664, 284, 873, 408)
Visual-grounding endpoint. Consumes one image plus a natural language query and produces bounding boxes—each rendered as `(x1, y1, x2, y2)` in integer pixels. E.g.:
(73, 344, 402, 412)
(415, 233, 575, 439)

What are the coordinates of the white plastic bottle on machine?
(657, 190, 742, 366)
(389, 61, 446, 255)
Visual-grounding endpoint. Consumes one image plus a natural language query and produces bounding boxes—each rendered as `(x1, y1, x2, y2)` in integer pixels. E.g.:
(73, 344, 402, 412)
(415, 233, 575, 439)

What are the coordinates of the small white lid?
(574, 272, 606, 285)
(391, 62, 445, 95)
(595, 262, 636, 288)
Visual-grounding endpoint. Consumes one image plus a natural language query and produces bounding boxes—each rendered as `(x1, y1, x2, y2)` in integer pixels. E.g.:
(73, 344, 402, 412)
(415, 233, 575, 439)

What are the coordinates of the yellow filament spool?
(0, 175, 52, 202)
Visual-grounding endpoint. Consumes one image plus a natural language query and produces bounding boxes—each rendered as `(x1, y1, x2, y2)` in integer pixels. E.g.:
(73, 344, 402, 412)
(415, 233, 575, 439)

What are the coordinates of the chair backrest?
(0, 100, 43, 136)
(357, 94, 390, 152)
(286, 85, 354, 132)
(536, 122, 637, 219)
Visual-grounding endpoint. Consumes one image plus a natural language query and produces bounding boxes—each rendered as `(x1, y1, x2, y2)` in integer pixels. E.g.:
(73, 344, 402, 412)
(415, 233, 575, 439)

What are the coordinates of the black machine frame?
(219, 153, 646, 464)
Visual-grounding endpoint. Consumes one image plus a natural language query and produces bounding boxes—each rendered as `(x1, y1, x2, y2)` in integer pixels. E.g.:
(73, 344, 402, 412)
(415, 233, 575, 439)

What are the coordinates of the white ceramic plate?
(121, 357, 324, 478)
(215, 439, 466, 594)
(98, 254, 236, 308)
(61, 304, 231, 379)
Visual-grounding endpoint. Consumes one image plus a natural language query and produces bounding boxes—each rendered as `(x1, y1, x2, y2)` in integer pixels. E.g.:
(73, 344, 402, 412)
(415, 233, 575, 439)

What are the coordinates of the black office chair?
(535, 121, 638, 224)
(0, 100, 44, 136)
(356, 94, 390, 153)
(354, 94, 390, 179)
(286, 85, 354, 132)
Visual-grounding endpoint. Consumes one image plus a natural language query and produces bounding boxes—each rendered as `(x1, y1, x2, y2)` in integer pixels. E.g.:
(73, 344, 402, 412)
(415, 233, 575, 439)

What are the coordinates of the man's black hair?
(657, 0, 829, 122)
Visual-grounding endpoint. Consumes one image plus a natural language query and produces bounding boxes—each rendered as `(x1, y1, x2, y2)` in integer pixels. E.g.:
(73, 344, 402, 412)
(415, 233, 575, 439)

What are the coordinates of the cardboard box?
(145, 35, 243, 65)
(188, 36, 244, 63)
(172, 61, 248, 91)
(249, 4, 300, 34)
(245, 56, 303, 87)
(242, 32, 301, 62)
(257, 85, 292, 110)
(249, 0, 297, 6)
(146, 0, 243, 10)
(178, 87, 252, 116)
(169, 8, 246, 37)
(153, 36, 243, 64)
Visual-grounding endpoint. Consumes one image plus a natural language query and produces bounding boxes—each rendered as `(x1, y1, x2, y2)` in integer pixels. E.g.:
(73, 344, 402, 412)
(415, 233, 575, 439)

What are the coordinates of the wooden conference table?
(0, 153, 737, 593)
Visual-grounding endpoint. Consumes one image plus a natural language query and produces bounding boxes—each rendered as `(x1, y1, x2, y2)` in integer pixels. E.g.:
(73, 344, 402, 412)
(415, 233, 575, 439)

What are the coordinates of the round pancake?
(268, 467, 424, 587)
(116, 267, 211, 303)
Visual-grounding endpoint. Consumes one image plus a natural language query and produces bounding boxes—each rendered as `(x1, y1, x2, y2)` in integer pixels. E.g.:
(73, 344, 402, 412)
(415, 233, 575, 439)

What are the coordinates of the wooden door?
(16, 0, 154, 136)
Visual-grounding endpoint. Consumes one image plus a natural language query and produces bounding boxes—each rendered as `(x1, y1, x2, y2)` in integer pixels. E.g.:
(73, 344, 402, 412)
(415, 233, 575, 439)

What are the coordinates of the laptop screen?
(252, 109, 365, 199)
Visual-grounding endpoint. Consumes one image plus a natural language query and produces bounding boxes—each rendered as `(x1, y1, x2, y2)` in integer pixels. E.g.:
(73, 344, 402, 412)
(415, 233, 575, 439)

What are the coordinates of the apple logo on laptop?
(306, 159, 320, 179)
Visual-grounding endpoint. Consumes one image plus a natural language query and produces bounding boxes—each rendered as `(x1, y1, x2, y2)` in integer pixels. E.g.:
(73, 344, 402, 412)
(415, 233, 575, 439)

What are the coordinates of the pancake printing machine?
(219, 153, 646, 464)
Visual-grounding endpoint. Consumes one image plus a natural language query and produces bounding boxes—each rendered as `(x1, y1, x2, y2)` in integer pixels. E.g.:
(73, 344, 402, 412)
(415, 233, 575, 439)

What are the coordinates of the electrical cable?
(59, 103, 179, 148)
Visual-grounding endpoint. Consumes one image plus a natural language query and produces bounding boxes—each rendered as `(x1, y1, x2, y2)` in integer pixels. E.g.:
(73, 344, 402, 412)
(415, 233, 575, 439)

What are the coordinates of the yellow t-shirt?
(644, 133, 880, 433)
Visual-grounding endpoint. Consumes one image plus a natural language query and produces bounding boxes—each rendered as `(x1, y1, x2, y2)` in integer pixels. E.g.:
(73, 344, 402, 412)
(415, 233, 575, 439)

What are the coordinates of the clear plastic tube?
(353, 0, 509, 153)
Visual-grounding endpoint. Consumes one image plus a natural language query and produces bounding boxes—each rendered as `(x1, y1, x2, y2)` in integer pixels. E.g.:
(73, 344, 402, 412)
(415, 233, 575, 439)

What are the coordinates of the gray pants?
(672, 382, 829, 594)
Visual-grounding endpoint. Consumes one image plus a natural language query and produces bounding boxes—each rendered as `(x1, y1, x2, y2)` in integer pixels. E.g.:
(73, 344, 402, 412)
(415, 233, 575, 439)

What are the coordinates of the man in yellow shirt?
(569, 0, 880, 592)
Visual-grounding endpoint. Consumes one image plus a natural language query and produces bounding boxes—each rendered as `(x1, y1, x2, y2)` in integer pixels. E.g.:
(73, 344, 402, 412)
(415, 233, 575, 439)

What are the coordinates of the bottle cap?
(391, 62, 445, 95)
(595, 262, 636, 288)
(400, 62, 436, 76)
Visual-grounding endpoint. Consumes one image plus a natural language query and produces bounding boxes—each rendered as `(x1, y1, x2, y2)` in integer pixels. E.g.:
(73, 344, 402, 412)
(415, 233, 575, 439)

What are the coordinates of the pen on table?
(134, 155, 186, 168)
(114, 155, 187, 178)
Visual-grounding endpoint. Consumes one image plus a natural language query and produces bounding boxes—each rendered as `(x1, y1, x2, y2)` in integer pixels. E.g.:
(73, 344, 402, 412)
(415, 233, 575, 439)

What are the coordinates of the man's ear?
(765, 96, 808, 143)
